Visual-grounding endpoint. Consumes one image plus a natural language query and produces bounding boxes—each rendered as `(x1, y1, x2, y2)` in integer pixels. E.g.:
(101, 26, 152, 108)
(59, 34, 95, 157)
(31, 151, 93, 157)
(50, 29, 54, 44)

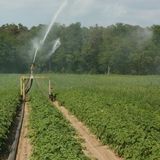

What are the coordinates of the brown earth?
(53, 101, 122, 160)
(16, 102, 31, 160)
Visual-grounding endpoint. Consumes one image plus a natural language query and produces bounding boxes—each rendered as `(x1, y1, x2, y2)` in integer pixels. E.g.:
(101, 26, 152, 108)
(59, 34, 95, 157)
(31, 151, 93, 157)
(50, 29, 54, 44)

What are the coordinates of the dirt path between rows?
(16, 102, 31, 160)
(53, 101, 122, 160)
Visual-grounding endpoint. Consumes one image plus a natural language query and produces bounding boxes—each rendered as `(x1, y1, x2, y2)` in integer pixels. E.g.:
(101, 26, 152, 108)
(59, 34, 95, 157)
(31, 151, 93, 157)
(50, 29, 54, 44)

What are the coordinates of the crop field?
(29, 86, 88, 160)
(0, 74, 160, 160)
(1, 1, 160, 160)
(0, 75, 20, 156)
(45, 74, 160, 160)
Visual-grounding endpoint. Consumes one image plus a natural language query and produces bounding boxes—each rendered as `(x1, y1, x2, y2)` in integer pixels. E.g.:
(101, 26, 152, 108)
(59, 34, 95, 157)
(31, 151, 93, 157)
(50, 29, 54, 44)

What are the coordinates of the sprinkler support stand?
(22, 77, 25, 101)
(49, 80, 51, 96)
(20, 76, 50, 100)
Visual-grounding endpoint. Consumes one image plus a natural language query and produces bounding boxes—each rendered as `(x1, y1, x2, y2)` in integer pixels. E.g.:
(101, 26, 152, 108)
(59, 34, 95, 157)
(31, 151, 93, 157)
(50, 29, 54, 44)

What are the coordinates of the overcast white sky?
(0, 0, 160, 27)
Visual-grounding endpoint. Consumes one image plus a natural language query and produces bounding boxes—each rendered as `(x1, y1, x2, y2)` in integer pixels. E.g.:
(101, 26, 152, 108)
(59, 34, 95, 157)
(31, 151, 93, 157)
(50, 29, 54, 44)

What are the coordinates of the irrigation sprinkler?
(19, 0, 67, 101)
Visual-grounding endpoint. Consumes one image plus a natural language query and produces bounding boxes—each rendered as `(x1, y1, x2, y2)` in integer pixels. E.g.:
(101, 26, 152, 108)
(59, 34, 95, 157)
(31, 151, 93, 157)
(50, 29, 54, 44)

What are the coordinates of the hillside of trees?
(0, 23, 160, 74)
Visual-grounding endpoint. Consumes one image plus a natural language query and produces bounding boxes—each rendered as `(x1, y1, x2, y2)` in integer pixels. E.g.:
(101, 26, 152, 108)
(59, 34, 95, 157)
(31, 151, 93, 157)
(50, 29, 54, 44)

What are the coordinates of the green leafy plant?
(29, 86, 88, 160)
(0, 75, 19, 153)
(50, 74, 160, 160)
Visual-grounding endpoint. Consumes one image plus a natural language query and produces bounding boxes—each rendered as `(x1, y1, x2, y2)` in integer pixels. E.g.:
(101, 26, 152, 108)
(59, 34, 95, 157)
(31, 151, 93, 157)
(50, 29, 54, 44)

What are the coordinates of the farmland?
(46, 74, 160, 160)
(1, 1, 160, 160)
(0, 75, 20, 157)
(28, 86, 88, 160)
(0, 74, 160, 160)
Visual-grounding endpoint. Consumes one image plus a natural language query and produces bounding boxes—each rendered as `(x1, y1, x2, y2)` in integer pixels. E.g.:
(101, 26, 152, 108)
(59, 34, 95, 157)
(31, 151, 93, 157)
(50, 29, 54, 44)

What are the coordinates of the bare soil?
(53, 101, 122, 160)
(16, 103, 31, 160)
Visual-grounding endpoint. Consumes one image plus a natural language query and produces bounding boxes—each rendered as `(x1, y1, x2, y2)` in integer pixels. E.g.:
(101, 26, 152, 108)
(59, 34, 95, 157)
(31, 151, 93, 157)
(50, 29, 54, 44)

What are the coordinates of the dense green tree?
(0, 23, 160, 74)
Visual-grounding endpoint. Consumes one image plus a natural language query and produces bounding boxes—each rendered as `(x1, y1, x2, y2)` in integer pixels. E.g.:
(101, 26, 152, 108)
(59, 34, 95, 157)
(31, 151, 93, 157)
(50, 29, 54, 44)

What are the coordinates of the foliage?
(1, 23, 160, 74)
(48, 74, 160, 160)
(29, 86, 88, 160)
(0, 75, 19, 153)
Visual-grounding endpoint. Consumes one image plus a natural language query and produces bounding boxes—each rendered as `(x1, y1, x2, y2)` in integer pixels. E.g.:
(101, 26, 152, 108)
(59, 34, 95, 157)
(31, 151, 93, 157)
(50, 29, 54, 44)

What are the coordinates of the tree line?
(0, 22, 160, 74)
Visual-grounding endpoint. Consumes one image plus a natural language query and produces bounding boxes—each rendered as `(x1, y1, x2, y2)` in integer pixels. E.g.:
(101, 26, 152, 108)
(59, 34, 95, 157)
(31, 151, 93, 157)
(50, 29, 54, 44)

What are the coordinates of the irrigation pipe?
(7, 101, 25, 160)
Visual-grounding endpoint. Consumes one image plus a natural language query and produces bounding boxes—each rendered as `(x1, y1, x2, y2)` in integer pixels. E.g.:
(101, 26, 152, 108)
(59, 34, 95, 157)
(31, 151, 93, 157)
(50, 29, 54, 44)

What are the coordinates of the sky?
(0, 0, 160, 27)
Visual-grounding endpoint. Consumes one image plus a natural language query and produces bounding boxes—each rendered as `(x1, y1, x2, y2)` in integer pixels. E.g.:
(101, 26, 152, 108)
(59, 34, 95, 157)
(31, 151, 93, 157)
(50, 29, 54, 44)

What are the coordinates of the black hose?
(7, 102, 25, 160)
(25, 78, 33, 94)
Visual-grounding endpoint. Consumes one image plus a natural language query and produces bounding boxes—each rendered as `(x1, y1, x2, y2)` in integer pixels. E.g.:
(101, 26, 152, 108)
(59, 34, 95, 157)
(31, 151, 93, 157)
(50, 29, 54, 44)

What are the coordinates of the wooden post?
(107, 65, 110, 76)
(49, 80, 51, 96)
(20, 77, 23, 96)
(22, 78, 25, 101)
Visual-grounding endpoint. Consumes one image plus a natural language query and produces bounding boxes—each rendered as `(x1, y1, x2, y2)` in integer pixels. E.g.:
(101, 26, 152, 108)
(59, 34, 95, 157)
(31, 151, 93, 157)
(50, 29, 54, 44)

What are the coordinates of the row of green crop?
(29, 86, 88, 160)
(49, 74, 160, 160)
(0, 75, 20, 154)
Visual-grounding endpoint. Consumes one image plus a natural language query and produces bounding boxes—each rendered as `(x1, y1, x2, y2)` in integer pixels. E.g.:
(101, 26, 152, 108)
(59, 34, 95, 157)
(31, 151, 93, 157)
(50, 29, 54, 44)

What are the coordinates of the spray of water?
(33, 47, 39, 64)
(46, 38, 61, 59)
(32, 0, 68, 64)
(42, 1, 67, 44)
